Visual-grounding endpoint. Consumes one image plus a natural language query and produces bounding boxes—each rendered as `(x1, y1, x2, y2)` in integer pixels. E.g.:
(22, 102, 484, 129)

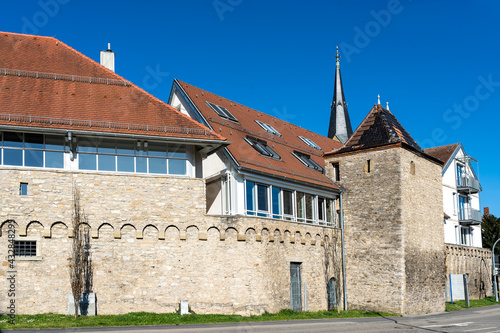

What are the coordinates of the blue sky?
(2, 0, 499, 215)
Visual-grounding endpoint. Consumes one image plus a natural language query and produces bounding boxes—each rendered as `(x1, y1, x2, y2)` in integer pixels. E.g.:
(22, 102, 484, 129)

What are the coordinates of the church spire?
(328, 46, 353, 143)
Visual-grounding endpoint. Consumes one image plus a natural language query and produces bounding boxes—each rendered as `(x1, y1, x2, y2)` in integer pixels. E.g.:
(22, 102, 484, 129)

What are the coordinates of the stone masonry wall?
(400, 149, 445, 315)
(445, 244, 492, 300)
(325, 147, 405, 314)
(0, 168, 342, 315)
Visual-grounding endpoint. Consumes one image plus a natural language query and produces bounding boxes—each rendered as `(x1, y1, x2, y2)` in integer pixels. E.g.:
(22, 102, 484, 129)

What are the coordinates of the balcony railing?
(459, 208, 482, 225)
(457, 175, 481, 194)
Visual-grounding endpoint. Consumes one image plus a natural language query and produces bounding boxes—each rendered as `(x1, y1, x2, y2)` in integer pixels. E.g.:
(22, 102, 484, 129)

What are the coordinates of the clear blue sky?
(2, 1, 499, 215)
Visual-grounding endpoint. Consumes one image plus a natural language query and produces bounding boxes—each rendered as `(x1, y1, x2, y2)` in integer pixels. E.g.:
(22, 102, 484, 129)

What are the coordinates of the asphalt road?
(5, 304, 500, 333)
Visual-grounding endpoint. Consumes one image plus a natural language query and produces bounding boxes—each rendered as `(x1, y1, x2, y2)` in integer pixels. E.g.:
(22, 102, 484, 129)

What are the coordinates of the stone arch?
(261, 228, 270, 242)
(315, 233, 322, 245)
(305, 232, 312, 245)
(143, 224, 159, 240)
(98, 223, 114, 239)
(324, 234, 330, 247)
(26, 220, 44, 237)
(165, 225, 180, 242)
(294, 230, 302, 244)
(50, 221, 68, 238)
(120, 223, 137, 240)
(225, 227, 238, 241)
(186, 225, 199, 241)
(207, 226, 220, 242)
(1, 220, 18, 237)
(283, 230, 291, 243)
(273, 228, 281, 243)
(245, 228, 257, 242)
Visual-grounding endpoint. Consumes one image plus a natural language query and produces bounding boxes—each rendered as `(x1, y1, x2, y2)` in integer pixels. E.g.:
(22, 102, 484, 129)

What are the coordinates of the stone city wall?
(445, 244, 492, 300)
(0, 168, 341, 315)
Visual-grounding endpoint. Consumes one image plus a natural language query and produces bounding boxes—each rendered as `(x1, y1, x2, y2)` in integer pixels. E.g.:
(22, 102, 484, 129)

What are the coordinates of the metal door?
(290, 263, 302, 311)
(327, 278, 337, 310)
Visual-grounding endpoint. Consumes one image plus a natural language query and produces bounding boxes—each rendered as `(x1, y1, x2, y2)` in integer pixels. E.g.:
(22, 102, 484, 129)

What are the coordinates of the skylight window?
(245, 136, 280, 160)
(206, 102, 238, 122)
(293, 151, 323, 172)
(255, 120, 281, 137)
(298, 136, 321, 151)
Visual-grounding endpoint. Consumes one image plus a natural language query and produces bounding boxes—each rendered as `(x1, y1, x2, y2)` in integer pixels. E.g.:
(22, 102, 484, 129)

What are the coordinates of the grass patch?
(446, 296, 498, 312)
(0, 309, 396, 330)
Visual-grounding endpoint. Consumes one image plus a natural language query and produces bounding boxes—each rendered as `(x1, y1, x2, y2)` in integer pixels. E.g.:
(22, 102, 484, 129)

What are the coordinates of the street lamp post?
(493, 238, 500, 302)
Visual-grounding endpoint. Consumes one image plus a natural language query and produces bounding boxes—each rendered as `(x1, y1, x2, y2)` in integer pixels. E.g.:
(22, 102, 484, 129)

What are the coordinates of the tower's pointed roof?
(327, 46, 353, 143)
(332, 104, 422, 154)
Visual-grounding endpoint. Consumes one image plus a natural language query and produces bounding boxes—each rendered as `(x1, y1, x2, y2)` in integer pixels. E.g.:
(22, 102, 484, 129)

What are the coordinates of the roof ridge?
(176, 79, 335, 142)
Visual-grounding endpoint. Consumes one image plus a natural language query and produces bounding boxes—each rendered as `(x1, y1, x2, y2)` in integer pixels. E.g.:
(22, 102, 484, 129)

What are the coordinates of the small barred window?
(14, 240, 37, 257)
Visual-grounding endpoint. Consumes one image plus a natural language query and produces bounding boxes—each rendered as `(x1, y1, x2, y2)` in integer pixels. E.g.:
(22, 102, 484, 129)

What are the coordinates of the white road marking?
(421, 322, 474, 328)
(464, 328, 497, 332)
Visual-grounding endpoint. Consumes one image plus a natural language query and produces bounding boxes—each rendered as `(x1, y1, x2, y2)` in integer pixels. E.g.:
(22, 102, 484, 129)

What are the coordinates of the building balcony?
(459, 208, 482, 225)
(457, 175, 481, 194)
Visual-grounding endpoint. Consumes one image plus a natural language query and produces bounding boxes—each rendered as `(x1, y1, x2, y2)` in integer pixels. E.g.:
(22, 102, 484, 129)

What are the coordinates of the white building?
(425, 143, 482, 247)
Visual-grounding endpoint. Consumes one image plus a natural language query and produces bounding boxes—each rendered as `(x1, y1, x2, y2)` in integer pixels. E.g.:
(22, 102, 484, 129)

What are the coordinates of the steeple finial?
(386, 102, 390, 110)
(377, 94, 380, 105)
(335, 46, 340, 68)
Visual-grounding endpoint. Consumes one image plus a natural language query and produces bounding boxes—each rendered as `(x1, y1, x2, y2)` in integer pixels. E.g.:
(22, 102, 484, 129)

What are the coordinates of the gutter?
(0, 124, 229, 147)
(340, 188, 348, 311)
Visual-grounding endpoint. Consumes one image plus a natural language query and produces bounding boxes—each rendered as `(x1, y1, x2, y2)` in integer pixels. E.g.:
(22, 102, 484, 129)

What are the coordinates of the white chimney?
(100, 43, 115, 72)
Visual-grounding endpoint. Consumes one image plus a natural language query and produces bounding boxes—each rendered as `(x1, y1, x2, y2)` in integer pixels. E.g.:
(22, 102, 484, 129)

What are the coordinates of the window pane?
(117, 140, 135, 155)
(136, 147, 147, 156)
(136, 157, 147, 173)
(79, 154, 96, 170)
(3, 132, 23, 148)
(117, 156, 134, 172)
(169, 159, 186, 175)
(3, 148, 22, 166)
(148, 142, 167, 157)
(45, 135, 65, 151)
(246, 181, 255, 215)
(77, 140, 97, 153)
(45, 151, 64, 168)
(296, 192, 304, 221)
(283, 190, 293, 216)
(272, 187, 281, 218)
(24, 133, 43, 149)
(257, 184, 268, 212)
(326, 199, 334, 223)
(318, 197, 325, 221)
(149, 158, 166, 174)
(305, 194, 314, 221)
(20, 183, 28, 196)
(98, 154, 115, 171)
(25, 149, 43, 167)
(98, 141, 116, 154)
(168, 144, 187, 158)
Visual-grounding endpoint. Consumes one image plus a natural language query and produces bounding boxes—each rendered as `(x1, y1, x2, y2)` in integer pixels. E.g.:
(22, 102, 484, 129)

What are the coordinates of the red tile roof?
(175, 80, 343, 190)
(0, 32, 225, 142)
(424, 143, 460, 167)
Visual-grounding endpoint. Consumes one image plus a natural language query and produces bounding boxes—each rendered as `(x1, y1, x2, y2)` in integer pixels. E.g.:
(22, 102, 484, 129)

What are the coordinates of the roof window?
(206, 102, 238, 122)
(293, 151, 323, 172)
(245, 136, 280, 160)
(255, 120, 281, 137)
(298, 136, 321, 150)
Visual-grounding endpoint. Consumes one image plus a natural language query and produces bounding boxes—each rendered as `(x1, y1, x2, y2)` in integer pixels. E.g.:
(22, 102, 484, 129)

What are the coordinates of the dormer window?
(245, 136, 280, 159)
(255, 120, 281, 137)
(298, 136, 321, 150)
(206, 102, 238, 122)
(293, 151, 323, 172)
